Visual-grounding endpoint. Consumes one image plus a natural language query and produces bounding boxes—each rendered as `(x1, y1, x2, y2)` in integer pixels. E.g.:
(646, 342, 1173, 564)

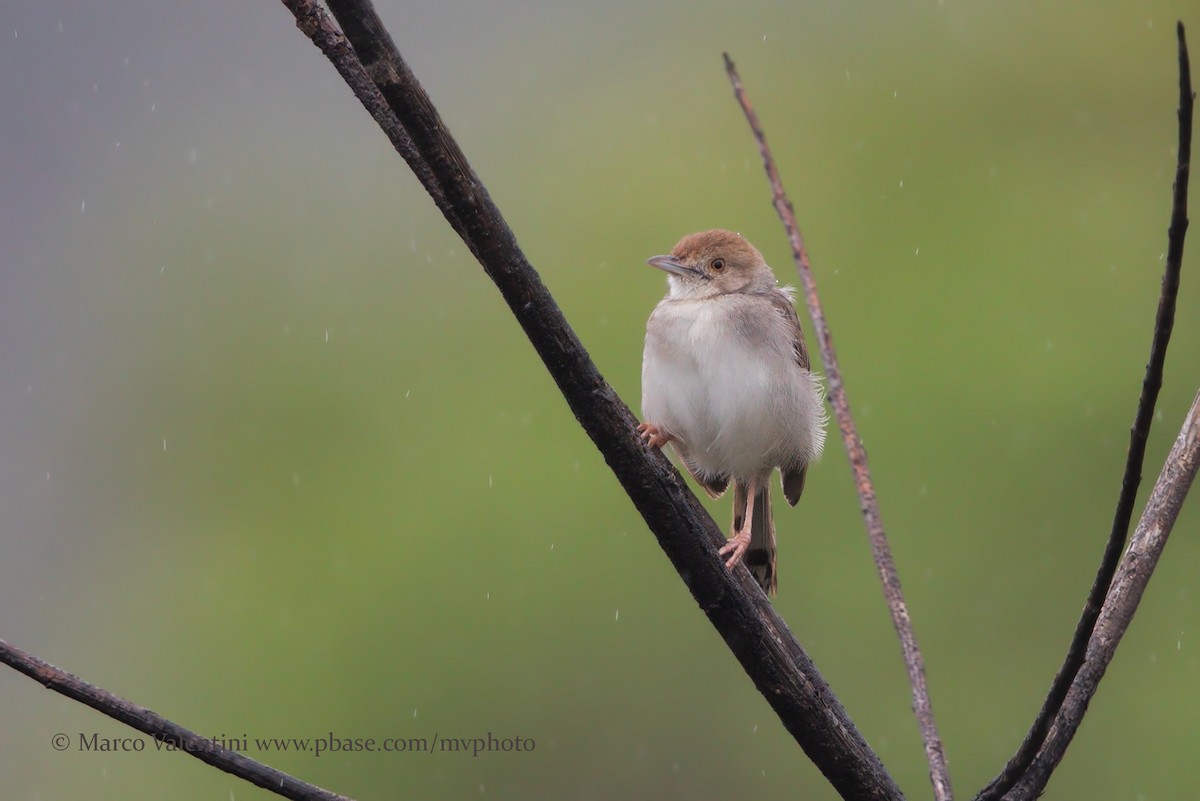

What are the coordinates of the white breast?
(641, 295, 825, 483)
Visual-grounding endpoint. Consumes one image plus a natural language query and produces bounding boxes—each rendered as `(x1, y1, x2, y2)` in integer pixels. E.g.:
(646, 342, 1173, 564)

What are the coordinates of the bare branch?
(283, 1, 903, 798)
(976, 22, 1194, 801)
(279, 0, 446, 214)
(8, 6, 1180, 801)
(0, 640, 352, 801)
(0, 4, 903, 798)
(722, 54, 953, 801)
(982, 21, 1196, 801)
(1002, 391, 1200, 801)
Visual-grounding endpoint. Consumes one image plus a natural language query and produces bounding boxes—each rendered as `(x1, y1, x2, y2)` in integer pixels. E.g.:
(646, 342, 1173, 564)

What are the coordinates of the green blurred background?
(2, 2, 1198, 799)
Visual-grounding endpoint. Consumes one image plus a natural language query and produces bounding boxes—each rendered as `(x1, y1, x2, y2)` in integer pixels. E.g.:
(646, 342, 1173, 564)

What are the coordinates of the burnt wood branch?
(280, 0, 446, 212)
(0, 640, 351, 801)
(978, 21, 1193, 801)
(1002, 390, 1200, 801)
(309, 1, 903, 798)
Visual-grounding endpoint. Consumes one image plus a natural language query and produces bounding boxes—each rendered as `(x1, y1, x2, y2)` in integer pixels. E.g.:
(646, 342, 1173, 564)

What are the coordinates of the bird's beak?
(647, 255, 704, 279)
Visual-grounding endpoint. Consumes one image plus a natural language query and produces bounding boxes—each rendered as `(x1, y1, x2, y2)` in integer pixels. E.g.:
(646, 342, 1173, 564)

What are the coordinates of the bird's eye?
(711, 258, 725, 271)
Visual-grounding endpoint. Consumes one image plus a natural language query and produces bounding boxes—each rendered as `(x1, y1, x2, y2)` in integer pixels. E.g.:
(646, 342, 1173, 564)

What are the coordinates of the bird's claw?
(637, 422, 672, 449)
(719, 529, 752, 569)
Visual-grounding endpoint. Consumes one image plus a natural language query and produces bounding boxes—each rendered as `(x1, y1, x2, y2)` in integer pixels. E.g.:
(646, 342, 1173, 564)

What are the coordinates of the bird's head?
(647, 229, 775, 299)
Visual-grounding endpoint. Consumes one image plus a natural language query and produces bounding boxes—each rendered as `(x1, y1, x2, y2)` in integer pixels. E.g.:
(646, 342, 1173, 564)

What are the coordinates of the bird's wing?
(767, 288, 812, 506)
(677, 447, 729, 499)
(765, 287, 810, 371)
(781, 465, 807, 506)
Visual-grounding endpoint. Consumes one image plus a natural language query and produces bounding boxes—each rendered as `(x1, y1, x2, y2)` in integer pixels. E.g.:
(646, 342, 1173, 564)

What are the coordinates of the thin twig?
(0, 640, 352, 801)
(723, 53, 953, 801)
(294, 2, 904, 799)
(1003, 391, 1200, 801)
(977, 20, 1194, 801)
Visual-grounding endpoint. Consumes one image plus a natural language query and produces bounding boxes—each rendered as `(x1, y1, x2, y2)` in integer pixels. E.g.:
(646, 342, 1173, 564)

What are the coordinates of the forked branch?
(982, 21, 1194, 801)
(1007, 391, 1200, 801)
(1, 9, 1191, 801)
(300, 0, 905, 798)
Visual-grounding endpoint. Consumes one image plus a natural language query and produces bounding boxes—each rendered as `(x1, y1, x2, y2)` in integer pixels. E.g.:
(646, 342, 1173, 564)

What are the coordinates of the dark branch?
(287, 1, 903, 799)
(1003, 390, 1200, 801)
(279, 0, 447, 214)
(0, 640, 352, 801)
(722, 54, 953, 801)
(977, 21, 1194, 801)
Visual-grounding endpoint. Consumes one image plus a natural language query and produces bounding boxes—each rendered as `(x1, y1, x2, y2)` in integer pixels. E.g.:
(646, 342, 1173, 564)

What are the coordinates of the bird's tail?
(736, 482, 777, 595)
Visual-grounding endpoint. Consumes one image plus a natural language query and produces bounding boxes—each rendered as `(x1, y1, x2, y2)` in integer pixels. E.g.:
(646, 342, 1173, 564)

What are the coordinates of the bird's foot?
(637, 422, 672, 449)
(718, 528, 752, 569)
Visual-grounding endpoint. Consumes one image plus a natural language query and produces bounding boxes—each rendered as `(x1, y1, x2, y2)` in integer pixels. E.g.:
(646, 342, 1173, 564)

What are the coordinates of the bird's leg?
(719, 477, 755, 569)
(637, 422, 673, 449)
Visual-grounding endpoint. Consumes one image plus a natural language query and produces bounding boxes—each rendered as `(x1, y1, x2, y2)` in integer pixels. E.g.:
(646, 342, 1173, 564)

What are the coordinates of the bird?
(638, 229, 826, 594)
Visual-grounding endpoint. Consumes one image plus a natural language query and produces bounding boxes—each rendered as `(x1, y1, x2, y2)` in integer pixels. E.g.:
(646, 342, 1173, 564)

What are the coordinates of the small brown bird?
(639, 229, 826, 593)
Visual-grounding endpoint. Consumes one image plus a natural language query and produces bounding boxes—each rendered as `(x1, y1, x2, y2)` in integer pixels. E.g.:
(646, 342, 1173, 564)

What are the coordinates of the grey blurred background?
(2, 2, 1198, 799)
